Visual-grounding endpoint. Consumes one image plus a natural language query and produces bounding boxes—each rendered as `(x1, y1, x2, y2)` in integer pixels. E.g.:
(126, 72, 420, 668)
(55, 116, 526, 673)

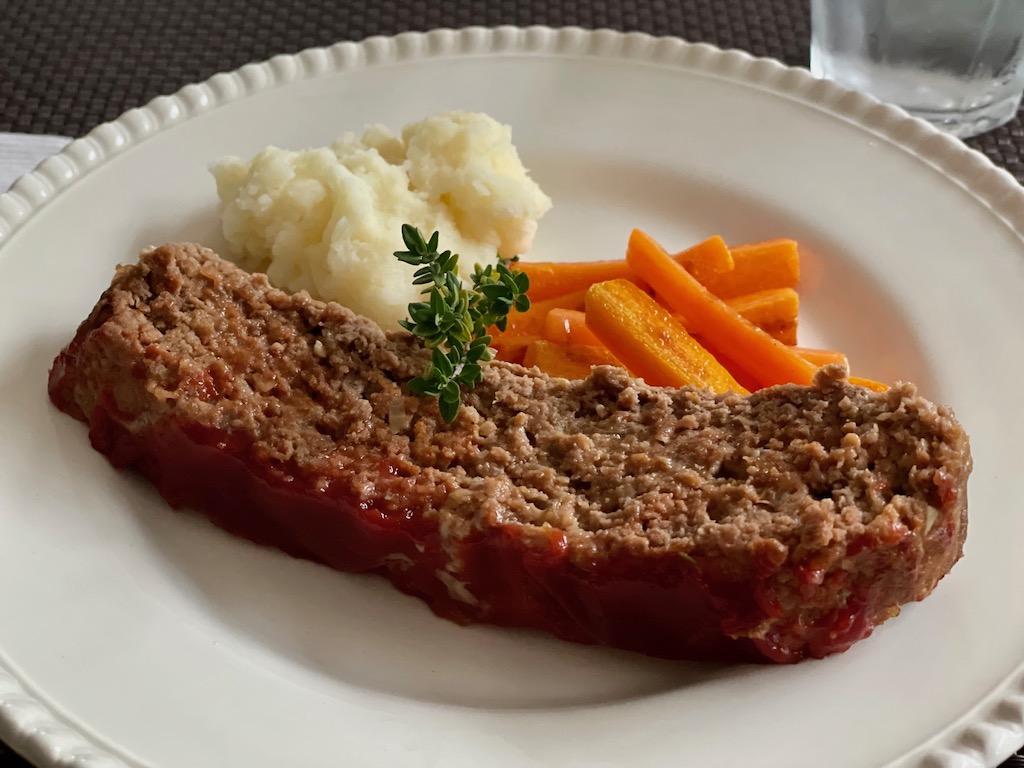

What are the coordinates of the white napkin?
(0, 133, 73, 194)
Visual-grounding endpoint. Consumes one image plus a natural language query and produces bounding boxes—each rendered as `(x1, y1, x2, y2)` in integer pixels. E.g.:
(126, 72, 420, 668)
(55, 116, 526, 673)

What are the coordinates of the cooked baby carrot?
(492, 289, 586, 340)
(516, 235, 731, 303)
(848, 376, 890, 392)
(514, 261, 637, 303)
(791, 349, 886, 390)
(669, 303, 794, 344)
(673, 235, 734, 285)
(664, 290, 799, 346)
(703, 348, 765, 394)
(523, 339, 622, 380)
(698, 239, 800, 299)
(544, 308, 604, 347)
(489, 334, 542, 365)
(725, 288, 799, 346)
(794, 347, 849, 367)
(584, 279, 746, 393)
(626, 229, 817, 389)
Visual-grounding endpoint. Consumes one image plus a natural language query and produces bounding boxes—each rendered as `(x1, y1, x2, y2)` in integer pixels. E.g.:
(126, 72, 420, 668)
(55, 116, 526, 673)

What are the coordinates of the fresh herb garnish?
(395, 224, 530, 423)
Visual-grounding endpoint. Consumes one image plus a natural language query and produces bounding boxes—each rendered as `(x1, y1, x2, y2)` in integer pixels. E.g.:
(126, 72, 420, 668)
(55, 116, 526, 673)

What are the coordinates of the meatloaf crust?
(48, 243, 971, 663)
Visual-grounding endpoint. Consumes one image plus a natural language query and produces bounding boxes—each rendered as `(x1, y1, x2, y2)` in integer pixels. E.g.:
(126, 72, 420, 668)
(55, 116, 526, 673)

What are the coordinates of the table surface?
(1, 1, 1022, 767)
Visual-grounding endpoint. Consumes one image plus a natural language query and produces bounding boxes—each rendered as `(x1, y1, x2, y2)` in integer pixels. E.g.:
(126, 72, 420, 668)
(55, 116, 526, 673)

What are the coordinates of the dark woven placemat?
(4, 0, 1024, 180)
(0, 1, 1021, 767)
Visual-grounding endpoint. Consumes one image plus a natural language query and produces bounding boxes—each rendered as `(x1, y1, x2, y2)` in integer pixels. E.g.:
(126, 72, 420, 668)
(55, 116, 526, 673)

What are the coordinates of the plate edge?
(0, 24, 1021, 768)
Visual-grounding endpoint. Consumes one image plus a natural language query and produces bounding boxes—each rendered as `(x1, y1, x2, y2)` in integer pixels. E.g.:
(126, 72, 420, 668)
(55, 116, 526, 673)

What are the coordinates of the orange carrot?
(489, 334, 542, 365)
(794, 347, 849, 367)
(544, 308, 604, 347)
(516, 235, 731, 303)
(490, 289, 589, 363)
(705, 348, 767, 394)
(515, 261, 636, 303)
(849, 376, 890, 392)
(584, 279, 746, 393)
(789, 348, 887, 390)
(665, 289, 799, 344)
(523, 339, 621, 379)
(673, 235, 734, 285)
(626, 229, 817, 389)
(725, 288, 799, 346)
(492, 289, 586, 340)
(699, 239, 800, 299)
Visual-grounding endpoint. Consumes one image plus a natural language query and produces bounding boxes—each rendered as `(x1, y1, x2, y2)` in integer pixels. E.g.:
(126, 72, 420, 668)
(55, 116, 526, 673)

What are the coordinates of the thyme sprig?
(395, 224, 530, 423)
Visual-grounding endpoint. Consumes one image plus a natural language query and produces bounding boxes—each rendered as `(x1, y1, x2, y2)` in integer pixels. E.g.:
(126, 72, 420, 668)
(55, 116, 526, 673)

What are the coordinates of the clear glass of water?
(810, 0, 1024, 138)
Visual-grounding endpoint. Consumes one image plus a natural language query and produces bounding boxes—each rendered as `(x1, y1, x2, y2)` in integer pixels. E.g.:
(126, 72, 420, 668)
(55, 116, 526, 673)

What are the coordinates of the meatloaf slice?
(49, 243, 971, 663)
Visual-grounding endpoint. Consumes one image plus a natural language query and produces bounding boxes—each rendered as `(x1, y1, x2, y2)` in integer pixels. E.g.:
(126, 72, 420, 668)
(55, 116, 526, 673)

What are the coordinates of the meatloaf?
(48, 243, 971, 663)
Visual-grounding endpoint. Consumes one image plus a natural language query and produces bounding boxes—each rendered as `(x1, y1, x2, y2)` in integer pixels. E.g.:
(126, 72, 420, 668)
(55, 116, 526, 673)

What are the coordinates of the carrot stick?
(849, 376, 889, 392)
(515, 261, 636, 302)
(544, 308, 604, 347)
(489, 334, 542, 365)
(794, 347, 849, 367)
(790, 349, 886, 391)
(490, 289, 589, 363)
(673, 235, 734, 284)
(704, 348, 766, 394)
(698, 239, 800, 299)
(516, 235, 731, 303)
(492, 289, 586, 340)
(725, 288, 799, 345)
(523, 339, 621, 379)
(665, 289, 799, 344)
(626, 229, 817, 388)
(584, 279, 746, 394)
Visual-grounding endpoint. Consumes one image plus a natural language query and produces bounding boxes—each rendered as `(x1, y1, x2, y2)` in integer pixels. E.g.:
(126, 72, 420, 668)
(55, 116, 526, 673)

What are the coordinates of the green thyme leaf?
(395, 226, 531, 423)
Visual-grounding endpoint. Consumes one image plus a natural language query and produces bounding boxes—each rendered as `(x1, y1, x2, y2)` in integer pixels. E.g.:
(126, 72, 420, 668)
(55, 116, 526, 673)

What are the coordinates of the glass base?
(906, 91, 1023, 139)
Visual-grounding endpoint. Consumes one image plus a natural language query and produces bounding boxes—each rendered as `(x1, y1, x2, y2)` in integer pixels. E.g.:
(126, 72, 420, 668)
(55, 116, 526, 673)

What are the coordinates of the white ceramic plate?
(1, 26, 1023, 768)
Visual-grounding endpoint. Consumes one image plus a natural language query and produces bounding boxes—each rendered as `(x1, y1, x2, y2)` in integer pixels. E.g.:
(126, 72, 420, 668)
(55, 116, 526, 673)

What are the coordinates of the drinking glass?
(810, 0, 1024, 138)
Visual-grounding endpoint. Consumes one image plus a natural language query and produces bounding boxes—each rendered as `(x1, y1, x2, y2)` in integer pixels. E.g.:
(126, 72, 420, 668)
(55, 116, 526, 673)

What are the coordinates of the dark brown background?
(1, 1, 1022, 766)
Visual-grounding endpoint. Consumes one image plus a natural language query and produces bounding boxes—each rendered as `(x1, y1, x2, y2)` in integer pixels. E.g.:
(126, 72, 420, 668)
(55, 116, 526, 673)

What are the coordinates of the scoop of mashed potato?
(212, 111, 551, 330)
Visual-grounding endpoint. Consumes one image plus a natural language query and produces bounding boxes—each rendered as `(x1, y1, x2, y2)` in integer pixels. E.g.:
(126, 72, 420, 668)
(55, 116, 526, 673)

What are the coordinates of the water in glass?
(811, 0, 1024, 137)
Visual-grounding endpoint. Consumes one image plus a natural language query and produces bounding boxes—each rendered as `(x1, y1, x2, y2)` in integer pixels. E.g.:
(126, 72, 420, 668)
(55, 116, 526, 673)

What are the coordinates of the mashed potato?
(212, 112, 552, 330)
